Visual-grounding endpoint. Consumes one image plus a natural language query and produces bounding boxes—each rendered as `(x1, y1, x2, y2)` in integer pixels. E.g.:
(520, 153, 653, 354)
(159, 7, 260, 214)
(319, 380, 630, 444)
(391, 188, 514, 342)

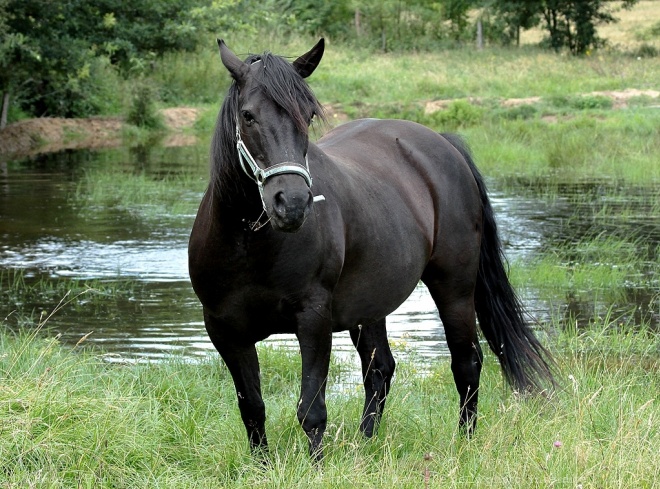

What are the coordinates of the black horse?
(189, 38, 554, 461)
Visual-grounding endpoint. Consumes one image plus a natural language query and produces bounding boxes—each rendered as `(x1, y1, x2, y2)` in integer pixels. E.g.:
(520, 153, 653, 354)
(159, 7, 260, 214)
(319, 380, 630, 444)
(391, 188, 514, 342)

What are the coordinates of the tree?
(0, 0, 206, 121)
(486, 0, 540, 46)
(443, 0, 473, 42)
(492, 0, 639, 54)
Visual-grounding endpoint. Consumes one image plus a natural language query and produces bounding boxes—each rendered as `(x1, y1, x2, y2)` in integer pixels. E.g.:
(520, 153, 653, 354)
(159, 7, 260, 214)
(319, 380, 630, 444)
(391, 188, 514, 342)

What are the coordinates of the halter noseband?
(235, 119, 325, 231)
(235, 121, 313, 191)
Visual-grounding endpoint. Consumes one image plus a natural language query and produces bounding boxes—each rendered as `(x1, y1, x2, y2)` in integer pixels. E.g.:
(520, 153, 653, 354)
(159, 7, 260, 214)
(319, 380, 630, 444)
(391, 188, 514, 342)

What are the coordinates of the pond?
(1, 142, 658, 364)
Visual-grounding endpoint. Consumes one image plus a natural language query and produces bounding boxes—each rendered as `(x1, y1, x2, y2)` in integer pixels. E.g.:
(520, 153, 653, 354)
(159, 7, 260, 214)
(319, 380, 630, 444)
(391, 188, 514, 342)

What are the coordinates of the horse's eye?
(242, 110, 255, 126)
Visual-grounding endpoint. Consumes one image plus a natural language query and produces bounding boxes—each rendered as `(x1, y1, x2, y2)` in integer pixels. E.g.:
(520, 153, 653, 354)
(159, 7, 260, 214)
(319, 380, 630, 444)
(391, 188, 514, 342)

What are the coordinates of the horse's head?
(218, 39, 325, 233)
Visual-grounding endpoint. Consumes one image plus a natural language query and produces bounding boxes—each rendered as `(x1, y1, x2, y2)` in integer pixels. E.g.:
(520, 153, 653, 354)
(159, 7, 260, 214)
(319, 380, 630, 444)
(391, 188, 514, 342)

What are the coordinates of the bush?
(126, 85, 164, 129)
(429, 100, 484, 130)
(493, 104, 539, 121)
(570, 95, 613, 110)
(630, 43, 659, 59)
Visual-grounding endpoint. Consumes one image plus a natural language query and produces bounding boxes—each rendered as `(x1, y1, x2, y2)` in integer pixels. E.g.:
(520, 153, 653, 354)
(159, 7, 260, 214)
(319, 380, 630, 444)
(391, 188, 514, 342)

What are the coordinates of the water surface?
(1, 144, 657, 363)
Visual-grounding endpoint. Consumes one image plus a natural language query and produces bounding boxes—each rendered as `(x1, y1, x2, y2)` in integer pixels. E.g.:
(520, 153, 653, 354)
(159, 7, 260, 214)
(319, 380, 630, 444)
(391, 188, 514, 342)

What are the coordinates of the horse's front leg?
(296, 307, 333, 461)
(204, 313, 268, 455)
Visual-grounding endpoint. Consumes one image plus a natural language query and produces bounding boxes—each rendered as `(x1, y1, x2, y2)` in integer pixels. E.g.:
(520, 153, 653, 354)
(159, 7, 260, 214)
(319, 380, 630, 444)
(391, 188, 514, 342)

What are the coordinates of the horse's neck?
(210, 157, 264, 226)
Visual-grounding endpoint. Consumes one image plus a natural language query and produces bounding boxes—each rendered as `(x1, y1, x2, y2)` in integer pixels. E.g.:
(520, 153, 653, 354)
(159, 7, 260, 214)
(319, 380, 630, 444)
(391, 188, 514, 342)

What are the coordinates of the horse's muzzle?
(266, 180, 314, 232)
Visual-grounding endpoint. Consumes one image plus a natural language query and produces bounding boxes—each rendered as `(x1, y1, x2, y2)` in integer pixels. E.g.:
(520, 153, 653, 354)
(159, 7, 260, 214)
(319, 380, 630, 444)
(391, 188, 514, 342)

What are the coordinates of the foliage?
(429, 99, 485, 129)
(490, 0, 640, 54)
(126, 85, 165, 129)
(484, 0, 542, 45)
(0, 0, 211, 119)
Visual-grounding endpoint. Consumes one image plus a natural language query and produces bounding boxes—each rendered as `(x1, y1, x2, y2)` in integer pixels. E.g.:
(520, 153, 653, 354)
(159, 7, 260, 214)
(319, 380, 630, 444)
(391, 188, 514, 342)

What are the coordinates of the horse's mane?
(210, 51, 326, 204)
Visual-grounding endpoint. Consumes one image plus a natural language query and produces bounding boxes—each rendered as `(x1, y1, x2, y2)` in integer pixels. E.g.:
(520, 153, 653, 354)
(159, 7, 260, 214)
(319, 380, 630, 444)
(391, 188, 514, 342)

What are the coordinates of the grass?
(464, 108, 660, 184)
(1, 269, 140, 309)
(73, 167, 205, 220)
(178, 39, 658, 106)
(1, 308, 658, 487)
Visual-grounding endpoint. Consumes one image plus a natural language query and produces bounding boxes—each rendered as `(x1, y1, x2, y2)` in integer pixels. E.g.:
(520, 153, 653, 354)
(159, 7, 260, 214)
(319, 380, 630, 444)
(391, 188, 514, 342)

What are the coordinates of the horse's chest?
(191, 251, 309, 334)
(206, 282, 304, 338)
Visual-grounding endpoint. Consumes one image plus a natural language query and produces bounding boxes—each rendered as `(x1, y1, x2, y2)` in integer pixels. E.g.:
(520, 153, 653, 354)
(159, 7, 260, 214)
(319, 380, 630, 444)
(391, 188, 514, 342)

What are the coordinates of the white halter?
(235, 121, 325, 225)
(235, 121, 313, 191)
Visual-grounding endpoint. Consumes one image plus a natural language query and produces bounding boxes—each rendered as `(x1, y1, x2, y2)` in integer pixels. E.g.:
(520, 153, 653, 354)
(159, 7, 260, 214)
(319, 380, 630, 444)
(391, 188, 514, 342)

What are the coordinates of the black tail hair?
(443, 133, 556, 392)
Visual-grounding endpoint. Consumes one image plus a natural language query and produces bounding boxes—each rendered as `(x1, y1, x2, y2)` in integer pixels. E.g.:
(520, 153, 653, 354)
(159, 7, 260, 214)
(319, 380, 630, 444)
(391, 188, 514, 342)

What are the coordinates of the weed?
(73, 168, 203, 220)
(429, 100, 485, 130)
(493, 104, 539, 121)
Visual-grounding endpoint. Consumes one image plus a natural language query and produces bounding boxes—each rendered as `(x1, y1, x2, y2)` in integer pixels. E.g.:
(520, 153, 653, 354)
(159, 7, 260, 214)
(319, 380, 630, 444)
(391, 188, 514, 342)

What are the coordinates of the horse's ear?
(218, 39, 248, 84)
(293, 38, 324, 78)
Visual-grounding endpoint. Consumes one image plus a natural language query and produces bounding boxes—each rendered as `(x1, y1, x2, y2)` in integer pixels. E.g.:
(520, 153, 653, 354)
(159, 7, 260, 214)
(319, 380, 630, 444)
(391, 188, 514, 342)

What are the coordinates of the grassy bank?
(182, 42, 659, 185)
(1, 315, 658, 487)
(152, 37, 659, 108)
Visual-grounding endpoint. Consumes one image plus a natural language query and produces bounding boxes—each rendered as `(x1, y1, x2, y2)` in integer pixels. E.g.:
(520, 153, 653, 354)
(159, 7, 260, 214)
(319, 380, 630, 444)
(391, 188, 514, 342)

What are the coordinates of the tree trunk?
(355, 8, 361, 38)
(476, 19, 484, 50)
(1, 91, 9, 130)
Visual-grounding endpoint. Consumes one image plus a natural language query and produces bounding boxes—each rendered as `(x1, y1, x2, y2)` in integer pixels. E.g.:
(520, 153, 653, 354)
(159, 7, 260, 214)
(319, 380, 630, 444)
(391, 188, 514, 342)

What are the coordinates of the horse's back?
(317, 118, 482, 241)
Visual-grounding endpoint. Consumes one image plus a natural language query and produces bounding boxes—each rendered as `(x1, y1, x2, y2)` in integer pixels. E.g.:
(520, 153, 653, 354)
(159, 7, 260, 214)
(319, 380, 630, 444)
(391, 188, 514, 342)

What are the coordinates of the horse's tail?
(442, 133, 556, 393)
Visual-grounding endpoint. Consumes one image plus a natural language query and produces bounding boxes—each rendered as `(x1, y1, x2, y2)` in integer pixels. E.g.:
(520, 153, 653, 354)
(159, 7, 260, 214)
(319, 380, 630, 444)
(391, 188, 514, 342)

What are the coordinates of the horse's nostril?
(273, 191, 288, 216)
(271, 189, 313, 226)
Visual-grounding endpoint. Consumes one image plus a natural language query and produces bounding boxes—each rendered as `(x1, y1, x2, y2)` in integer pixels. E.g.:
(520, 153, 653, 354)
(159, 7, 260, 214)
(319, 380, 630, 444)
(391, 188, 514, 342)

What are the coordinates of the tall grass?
(464, 108, 660, 183)
(1, 308, 658, 487)
(90, 13, 655, 195)
(311, 45, 658, 105)
(172, 40, 659, 185)
(73, 168, 205, 220)
(140, 36, 658, 112)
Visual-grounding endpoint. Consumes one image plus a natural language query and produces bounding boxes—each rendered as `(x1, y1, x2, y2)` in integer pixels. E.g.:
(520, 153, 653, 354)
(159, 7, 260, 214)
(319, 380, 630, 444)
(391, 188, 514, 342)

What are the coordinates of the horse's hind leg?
(350, 318, 396, 438)
(423, 276, 483, 434)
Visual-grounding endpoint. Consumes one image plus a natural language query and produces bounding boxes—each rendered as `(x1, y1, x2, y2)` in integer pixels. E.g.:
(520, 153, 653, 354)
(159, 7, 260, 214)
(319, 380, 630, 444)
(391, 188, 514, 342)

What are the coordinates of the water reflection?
(2, 238, 189, 280)
(1, 145, 658, 363)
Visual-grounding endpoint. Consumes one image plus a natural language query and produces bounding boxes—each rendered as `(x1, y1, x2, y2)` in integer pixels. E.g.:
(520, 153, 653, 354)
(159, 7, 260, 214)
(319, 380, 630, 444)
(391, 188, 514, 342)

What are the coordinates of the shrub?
(126, 85, 164, 129)
(429, 99, 484, 130)
(570, 95, 613, 110)
(493, 104, 539, 121)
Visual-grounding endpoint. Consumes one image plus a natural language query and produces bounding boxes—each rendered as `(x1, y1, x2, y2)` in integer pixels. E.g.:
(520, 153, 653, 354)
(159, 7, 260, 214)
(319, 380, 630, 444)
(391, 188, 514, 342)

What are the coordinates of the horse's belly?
(331, 258, 426, 330)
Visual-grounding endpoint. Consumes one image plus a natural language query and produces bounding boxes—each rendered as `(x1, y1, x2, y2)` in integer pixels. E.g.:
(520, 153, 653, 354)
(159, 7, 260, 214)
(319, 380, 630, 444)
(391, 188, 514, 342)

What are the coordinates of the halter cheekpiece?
(236, 120, 313, 190)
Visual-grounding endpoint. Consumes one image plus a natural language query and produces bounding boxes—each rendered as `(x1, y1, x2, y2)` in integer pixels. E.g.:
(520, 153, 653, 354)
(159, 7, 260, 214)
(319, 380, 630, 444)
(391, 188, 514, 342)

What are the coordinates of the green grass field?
(181, 40, 659, 185)
(1, 315, 658, 487)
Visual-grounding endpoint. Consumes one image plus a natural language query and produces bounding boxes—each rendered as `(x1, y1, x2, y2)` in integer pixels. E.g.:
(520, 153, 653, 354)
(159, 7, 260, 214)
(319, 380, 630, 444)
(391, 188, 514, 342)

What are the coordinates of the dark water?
(1, 144, 658, 363)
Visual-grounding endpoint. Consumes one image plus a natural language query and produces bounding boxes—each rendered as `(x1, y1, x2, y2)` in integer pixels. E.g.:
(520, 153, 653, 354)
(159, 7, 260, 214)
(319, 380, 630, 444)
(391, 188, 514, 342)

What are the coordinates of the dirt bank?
(0, 107, 201, 159)
(2, 90, 657, 159)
